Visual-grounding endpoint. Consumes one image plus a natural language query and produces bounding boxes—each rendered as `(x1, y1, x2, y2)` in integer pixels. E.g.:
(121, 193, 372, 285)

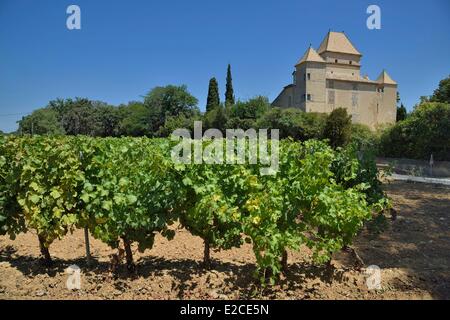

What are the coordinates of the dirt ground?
(1, 181, 449, 300)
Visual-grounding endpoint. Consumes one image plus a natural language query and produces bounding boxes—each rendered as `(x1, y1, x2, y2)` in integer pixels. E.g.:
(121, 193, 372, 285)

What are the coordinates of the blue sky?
(0, 0, 449, 132)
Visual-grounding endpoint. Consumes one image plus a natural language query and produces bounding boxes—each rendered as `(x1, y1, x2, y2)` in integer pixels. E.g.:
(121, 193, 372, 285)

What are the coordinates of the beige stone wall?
(321, 52, 361, 77)
(321, 80, 396, 130)
(376, 84, 397, 128)
(294, 64, 307, 110)
(320, 52, 361, 65)
(272, 85, 294, 108)
(295, 62, 326, 112)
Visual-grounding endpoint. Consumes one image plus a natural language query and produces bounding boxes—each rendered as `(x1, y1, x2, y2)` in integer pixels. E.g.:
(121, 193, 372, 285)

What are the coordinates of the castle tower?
(317, 31, 362, 79)
(376, 70, 397, 125)
(294, 46, 326, 112)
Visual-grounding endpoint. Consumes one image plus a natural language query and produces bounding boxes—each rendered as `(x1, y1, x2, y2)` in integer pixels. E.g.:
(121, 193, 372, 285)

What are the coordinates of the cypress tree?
(206, 77, 220, 112)
(396, 103, 407, 122)
(225, 64, 235, 106)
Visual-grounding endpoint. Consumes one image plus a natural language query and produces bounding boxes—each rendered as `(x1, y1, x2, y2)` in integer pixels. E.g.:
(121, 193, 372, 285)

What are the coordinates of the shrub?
(379, 102, 450, 161)
(323, 108, 352, 149)
(257, 108, 325, 140)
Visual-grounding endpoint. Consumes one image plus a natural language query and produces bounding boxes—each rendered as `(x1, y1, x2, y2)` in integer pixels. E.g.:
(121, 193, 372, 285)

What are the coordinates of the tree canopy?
(323, 108, 352, 149)
(430, 75, 450, 104)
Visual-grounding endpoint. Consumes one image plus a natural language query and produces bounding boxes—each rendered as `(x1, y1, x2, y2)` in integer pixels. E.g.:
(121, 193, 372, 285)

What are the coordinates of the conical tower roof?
(317, 31, 361, 56)
(295, 46, 325, 66)
(376, 70, 397, 85)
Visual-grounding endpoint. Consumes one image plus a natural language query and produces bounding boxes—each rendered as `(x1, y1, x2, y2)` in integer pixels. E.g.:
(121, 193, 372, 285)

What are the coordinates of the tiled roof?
(318, 31, 361, 56)
(296, 46, 325, 66)
(376, 70, 397, 84)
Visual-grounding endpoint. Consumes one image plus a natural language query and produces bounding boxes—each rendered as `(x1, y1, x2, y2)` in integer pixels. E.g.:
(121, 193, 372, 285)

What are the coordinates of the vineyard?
(0, 135, 389, 286)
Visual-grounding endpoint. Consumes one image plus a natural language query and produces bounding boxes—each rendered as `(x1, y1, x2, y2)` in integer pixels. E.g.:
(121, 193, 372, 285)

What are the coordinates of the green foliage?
(350, 124, 379, 151)
(144, 85, 199, 119)
(79, 138, 183, 252)
(204, 106, 228, 133)
(396, 104, 408, 122)
(206, 78, 220, 112)
(257, 108, 325, 140)
(18, 108, 64, 135)
(16, 85, 199, 138)
(225, 64, 235, 106)
(323, 108, 352, 149)
(158, 113, 201, 137)
(118, 102, 152, 137)
(331, 143, 388, 209)
(238, 140, 376, 284)
(430, 75, 450, 104)
(380, 102, 450, 160)
(228, 96, 269, 121)
(16, 137, 85, 247)
(59, 99, 101, 136)
(1, 135, 388, 286)
(143, 85, 200, 137)
(0, 136, 26, 238)
(94, 105, 122, 137)
(177, 145, 245, 255)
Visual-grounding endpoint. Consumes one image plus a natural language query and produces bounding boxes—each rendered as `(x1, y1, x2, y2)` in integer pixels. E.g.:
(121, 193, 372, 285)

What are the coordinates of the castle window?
(352, 93, 358, 107)
(335, 59, 338, 63)
(307, 73, 311, 80)
(307, 94, 312, 101)
(328, 91, 335, 104)
(328, 80, 334, 89)
(349, 61, 352, 65)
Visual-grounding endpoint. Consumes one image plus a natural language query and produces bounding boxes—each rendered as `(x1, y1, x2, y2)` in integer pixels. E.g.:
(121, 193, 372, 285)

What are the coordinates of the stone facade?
(272, 31, 397, 130)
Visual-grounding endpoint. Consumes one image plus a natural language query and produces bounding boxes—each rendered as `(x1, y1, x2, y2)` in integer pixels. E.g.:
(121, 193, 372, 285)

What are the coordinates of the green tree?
(225, 64, 235, 107)
(158, 112, 201, 137)
(60, 99, 99, 136)
(350, 123, 379, 150)
(380, 102, 450, 160)
(206, 78, 220, 112)
(430, 75, 450, 104)
(396, 103, 407, 122)
(92, 105, 122, 137)
(257, 107, 325, 140)
(204, 105, 228, 133)
(323, 108, 352, 149)
(119, 102, 151, 137)
(144, 85, 199, 136)
(226, 96, 270, 130)
(18, 108, 64, 135)
(144, 85, 198, 118)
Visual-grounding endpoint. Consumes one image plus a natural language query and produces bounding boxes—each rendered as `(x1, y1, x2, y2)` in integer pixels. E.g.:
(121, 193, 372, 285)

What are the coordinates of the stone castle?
(272, 31, 397, 129)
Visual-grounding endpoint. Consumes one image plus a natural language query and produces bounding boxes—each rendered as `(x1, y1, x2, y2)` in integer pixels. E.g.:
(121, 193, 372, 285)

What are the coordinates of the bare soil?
(1, 181, 449, 300)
